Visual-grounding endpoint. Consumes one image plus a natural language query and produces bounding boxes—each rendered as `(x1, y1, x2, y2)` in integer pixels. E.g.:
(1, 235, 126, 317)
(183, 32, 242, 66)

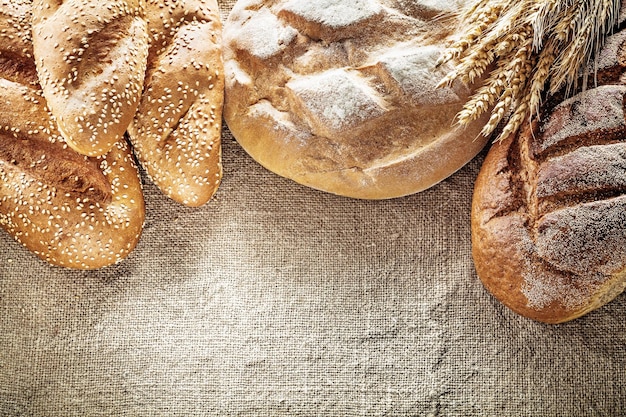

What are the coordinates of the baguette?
(127, 0, 223, 207)
(31, 0, 149, 157)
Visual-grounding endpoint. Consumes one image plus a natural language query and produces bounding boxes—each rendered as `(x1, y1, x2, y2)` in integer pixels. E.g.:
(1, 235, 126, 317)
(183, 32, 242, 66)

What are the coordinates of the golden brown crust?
(223, 0, 490, 200)
(127, 0, 223, 207)
(31, 0, 149, 157)
(0, 138, 146, 269)
(0, 1, 145, 269)
(472, 47, 626, 322)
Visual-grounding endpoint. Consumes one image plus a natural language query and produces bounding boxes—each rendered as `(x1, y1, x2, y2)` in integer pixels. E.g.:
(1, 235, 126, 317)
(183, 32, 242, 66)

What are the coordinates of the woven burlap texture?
(1, 1, 625, 416)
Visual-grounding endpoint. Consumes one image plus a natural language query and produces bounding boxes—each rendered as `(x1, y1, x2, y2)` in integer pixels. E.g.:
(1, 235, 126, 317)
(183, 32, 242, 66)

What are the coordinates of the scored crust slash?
(471, 27, 626, 323)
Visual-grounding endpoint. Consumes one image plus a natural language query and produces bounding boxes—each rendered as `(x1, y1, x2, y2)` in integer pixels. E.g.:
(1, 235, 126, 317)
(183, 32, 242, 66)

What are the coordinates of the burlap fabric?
(1, 1, 625, 415)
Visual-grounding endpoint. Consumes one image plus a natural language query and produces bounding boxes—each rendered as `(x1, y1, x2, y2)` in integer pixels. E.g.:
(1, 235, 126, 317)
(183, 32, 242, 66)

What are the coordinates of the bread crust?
(31, 0, 149, 157)
(127, 0, 224, 207)
(0, 1, 145, 269)
(223, 0, 490, 199)
(472, 31, 626, 322)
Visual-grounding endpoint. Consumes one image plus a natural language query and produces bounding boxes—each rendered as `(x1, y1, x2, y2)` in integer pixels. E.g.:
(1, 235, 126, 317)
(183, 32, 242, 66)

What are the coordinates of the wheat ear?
(440, 0, 622, 142)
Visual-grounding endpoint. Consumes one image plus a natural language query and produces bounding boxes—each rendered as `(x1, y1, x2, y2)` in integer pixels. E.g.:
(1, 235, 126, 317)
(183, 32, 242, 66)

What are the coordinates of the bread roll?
(222, 0, 490, 200)
(472, 29, 626, 323)
(31, 0, 149, 157)
(0, 1, 145, 269)
(127, 0, 224, 207)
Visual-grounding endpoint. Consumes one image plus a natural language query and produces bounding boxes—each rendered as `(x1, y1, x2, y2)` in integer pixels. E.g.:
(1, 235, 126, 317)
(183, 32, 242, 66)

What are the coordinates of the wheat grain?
(440, 0, 621, 142)
(529, 42, 556, 116)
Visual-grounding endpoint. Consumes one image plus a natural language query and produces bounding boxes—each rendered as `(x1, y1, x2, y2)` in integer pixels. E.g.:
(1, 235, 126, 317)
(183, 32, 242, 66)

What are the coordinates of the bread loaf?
(31, 0, 149, 157)
(127, 0, 224, 207)
(0, 0, 145, 269)
(472, 29, 626, 323)
(222, 0, 490, 200)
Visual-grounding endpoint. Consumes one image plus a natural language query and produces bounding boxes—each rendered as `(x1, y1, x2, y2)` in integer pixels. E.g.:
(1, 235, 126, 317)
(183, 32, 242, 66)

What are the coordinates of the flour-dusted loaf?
(31, 0, 149, 157)
(472, 29, 626, 323)
(222, 0, 489, 199)
(127, 0, 224, 207)
(0, 1, 145, 269)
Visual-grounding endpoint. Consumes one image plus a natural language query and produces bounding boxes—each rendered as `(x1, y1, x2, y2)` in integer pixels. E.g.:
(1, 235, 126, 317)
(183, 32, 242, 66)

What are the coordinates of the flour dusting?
(538, 85, 626, 154)
(280, 0, 383, 29)
(232, 8, 298, 60)
(286, 68, 387, 138)
(537, 143, 626, 198)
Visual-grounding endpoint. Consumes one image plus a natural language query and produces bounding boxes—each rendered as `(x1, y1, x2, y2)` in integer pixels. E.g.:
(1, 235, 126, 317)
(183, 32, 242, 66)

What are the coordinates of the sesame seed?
(126, 0, 223, 207)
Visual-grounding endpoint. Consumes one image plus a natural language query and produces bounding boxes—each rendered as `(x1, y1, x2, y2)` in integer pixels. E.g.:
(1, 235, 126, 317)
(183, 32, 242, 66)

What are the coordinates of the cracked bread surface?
(223, 0, 487, 199)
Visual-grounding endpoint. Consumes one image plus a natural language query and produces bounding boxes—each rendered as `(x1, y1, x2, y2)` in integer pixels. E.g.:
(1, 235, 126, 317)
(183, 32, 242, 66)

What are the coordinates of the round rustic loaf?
(0, 0, 145, 269)
(222, 0, 490, 199)
(472, 29, 626, 323)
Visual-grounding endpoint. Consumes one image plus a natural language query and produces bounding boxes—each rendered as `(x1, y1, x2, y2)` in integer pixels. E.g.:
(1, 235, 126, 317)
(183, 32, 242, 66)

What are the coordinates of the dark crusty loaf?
(222, 0, 490, 199)
(472, 29, 626, 323)
(31, 0, 149, 157)
(127, 0, 224, 207)
(0, 0, 145, 269)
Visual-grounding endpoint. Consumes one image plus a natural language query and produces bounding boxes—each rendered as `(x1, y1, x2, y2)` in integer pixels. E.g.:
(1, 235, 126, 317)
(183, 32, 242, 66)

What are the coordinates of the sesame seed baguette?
(127, 0, 223, 207)
(31, 0, 150, 157)
(0, 1, 145, 269)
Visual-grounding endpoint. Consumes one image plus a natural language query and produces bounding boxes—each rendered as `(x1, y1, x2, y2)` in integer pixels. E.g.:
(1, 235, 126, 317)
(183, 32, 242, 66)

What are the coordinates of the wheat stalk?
(439, 0, 622, 142)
